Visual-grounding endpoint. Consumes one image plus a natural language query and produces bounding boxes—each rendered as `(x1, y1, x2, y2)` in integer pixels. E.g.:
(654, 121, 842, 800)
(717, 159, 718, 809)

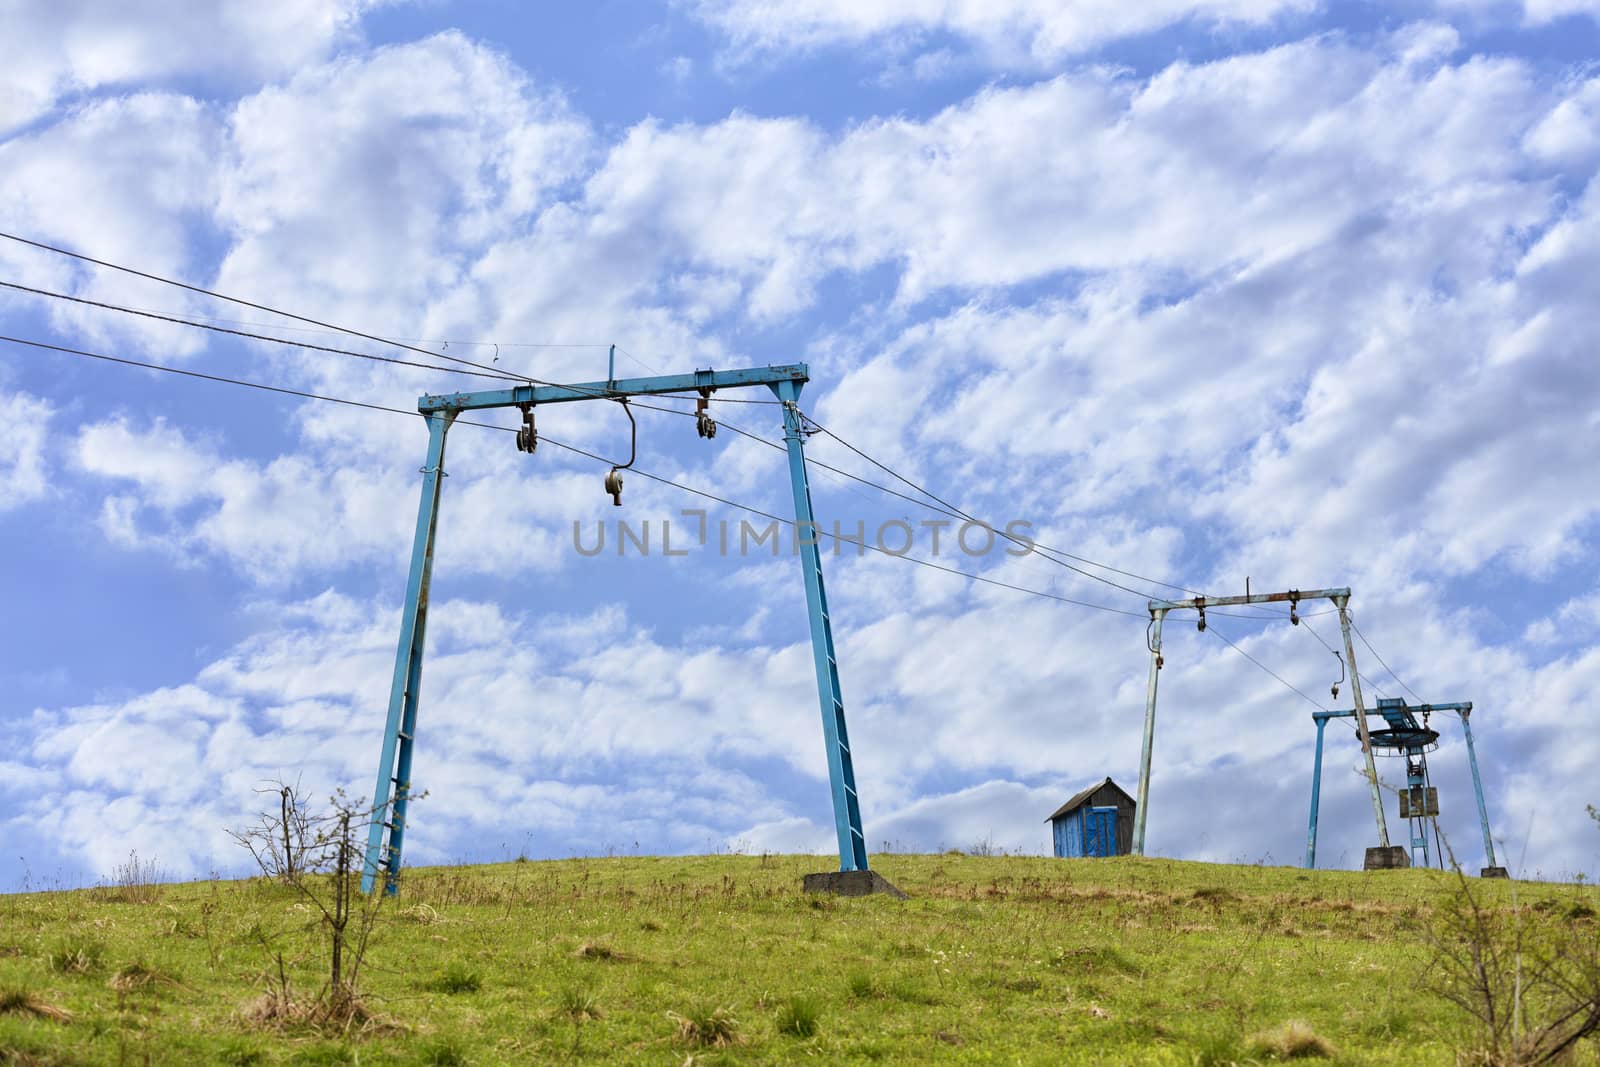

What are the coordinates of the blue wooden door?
(1084, 807, 1118, 857)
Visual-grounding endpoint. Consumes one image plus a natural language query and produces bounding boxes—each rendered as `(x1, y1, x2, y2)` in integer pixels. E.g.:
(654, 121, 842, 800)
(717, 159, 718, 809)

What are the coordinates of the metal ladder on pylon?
(811, 533, 868, 869)
(776, 379, 869, 871)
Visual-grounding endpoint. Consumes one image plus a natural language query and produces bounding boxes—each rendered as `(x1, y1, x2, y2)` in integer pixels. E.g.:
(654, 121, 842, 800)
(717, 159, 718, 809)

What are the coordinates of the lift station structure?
(360, 362, 870, 895)
(1135, 587, 1398, 867)
(1308, 698, 1506, 876)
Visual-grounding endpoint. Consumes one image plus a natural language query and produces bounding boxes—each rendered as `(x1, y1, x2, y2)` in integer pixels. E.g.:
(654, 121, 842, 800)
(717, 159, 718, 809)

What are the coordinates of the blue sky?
(2, 0, 1599, 889)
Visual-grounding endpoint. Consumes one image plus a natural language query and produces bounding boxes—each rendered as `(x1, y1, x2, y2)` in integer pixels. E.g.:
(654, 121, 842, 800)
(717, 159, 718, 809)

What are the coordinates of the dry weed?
(0, 990, 72, 1023)
(1246, 1020, 1337, 1060)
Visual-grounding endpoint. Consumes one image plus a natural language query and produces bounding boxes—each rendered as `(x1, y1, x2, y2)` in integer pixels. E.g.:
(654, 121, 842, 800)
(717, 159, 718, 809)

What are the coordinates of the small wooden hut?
(1046, 777, 1136, 858)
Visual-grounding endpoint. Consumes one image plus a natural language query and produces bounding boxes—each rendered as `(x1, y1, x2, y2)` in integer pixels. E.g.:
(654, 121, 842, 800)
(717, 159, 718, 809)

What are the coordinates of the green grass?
(0, 853, 1597, 1064)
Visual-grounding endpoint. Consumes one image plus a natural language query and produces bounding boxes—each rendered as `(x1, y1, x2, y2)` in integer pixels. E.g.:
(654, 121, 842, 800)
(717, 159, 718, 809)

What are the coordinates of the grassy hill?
(2, 853, 1597, 1065)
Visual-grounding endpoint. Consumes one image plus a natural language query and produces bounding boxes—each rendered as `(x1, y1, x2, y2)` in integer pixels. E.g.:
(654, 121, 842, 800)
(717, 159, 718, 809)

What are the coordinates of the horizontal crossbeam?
(418, 364, 809, 413)
(1148, 587, 1351, 612)
(1313, 701, 1471, 722)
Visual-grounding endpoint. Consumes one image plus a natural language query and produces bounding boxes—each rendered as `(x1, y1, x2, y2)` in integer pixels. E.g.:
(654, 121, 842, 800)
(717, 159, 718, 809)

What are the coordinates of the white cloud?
(561, 33, 1541, 322)
(0, 0, 398, 135)
(0, 391, 53, 509)
(1524, 78, 1600, 167)
(71, 413, 620, 581)
(214, 32, 592, 345)
(7, 591, 817, 876)
(0, 93, 222, 357)
(689, 0, 1317, 66)
(1520, 0, 1600, 22)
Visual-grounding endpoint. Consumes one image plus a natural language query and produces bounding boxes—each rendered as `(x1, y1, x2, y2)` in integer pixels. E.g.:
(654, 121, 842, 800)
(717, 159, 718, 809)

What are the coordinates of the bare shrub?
(1425, 860, 1600, 1065)
(226, 779, 312, 883)
(230, 788, 402, 1037)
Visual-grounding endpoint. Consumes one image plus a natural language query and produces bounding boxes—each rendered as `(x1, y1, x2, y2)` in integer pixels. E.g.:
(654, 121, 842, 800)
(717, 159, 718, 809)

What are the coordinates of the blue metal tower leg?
(1306, 716, 1328, 868)
(773, 381, 868, 872)
(362, 410, 456, 895)
(1459, 706, 1498, 870)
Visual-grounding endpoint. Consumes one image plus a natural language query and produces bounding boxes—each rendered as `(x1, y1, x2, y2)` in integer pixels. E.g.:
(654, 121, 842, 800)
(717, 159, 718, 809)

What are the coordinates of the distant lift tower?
(1307, 699, 1506, 876)
(1135, 587, 1393, 863)
(360, 361, 870, 894)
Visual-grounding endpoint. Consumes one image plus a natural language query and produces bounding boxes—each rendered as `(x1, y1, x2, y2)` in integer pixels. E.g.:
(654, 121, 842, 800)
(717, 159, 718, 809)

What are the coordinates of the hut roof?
(1044, 777, 1135, 823)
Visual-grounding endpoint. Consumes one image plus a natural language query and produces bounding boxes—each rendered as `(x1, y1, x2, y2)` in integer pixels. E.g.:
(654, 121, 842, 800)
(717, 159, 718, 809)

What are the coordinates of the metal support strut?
(1334, 595, 1390, 848)
(363, 409, 456, 895)
(1138, 586, 1378, 856)
(1305, 715, 1328, 868)
(361, 361, 869, 894)
(1459, 706, 1498, 870)
(774, 380, 868, 871)
(1132, 608, 1166, 856)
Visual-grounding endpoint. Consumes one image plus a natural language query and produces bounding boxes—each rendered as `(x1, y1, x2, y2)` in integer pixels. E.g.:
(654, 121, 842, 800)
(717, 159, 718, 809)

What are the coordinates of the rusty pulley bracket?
(604, 398, 636, 506)
(696, 388, 717, 439)
(515, 405, 537, 454)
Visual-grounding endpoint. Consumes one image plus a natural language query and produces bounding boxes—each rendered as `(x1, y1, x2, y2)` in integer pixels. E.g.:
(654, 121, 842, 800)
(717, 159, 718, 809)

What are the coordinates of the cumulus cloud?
(0, 93, 223, 356)
(214, 32, 592, 341)
(10, 578, 1592, 880)
(0, 0, 397, 135)
(0, 391, 54, 509)
(689, 0, 1317, 66)
(70, 412, 623, 580)
(6, 591, 819, 876)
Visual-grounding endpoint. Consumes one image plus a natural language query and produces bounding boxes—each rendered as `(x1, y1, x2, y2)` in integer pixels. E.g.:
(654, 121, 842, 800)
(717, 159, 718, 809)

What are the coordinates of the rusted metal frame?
(1131, 607, 1167, 856)
(417, 365, 809, 413)
(1139, 588, 1350, 857)
(1146, 587, 1351, 612)
(1333, 595, 1390, 848)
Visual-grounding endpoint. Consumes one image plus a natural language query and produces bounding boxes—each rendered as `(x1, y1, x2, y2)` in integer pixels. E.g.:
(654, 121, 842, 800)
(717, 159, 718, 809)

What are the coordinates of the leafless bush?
(226, 779, 312, 882)
(1425, 850, 1600, 1065)
(231, 787, 402, 1036)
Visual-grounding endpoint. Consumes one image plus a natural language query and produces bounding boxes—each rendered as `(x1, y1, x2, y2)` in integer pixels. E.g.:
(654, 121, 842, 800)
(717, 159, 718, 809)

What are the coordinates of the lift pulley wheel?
(696, 394, 717, 439)
(604, 467, 623, 506)
(516, 407, 537, 453)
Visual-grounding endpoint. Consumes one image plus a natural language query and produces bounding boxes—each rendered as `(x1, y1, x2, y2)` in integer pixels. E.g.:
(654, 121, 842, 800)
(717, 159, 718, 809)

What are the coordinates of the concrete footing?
(802, 870, 908, 899)
(1363, 846, 1411, 870)
(1480, 866, 1510, 879)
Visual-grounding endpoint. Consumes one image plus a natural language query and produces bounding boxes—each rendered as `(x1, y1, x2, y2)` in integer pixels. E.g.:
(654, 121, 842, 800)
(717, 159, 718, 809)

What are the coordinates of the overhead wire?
(1299, 616, 1390, 701)
(797, 411, 1207, 603)
(0, 332, 1147, 619)
(0, 231, 529, 382)
(0, 233, 791, 413)
(1349, 617, 1423, 704)
(0, 280, 532, 384)
(1, 232, 1385, 706)
(2, 261, 1257, 615)
(1203, 623, 1330, 712)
